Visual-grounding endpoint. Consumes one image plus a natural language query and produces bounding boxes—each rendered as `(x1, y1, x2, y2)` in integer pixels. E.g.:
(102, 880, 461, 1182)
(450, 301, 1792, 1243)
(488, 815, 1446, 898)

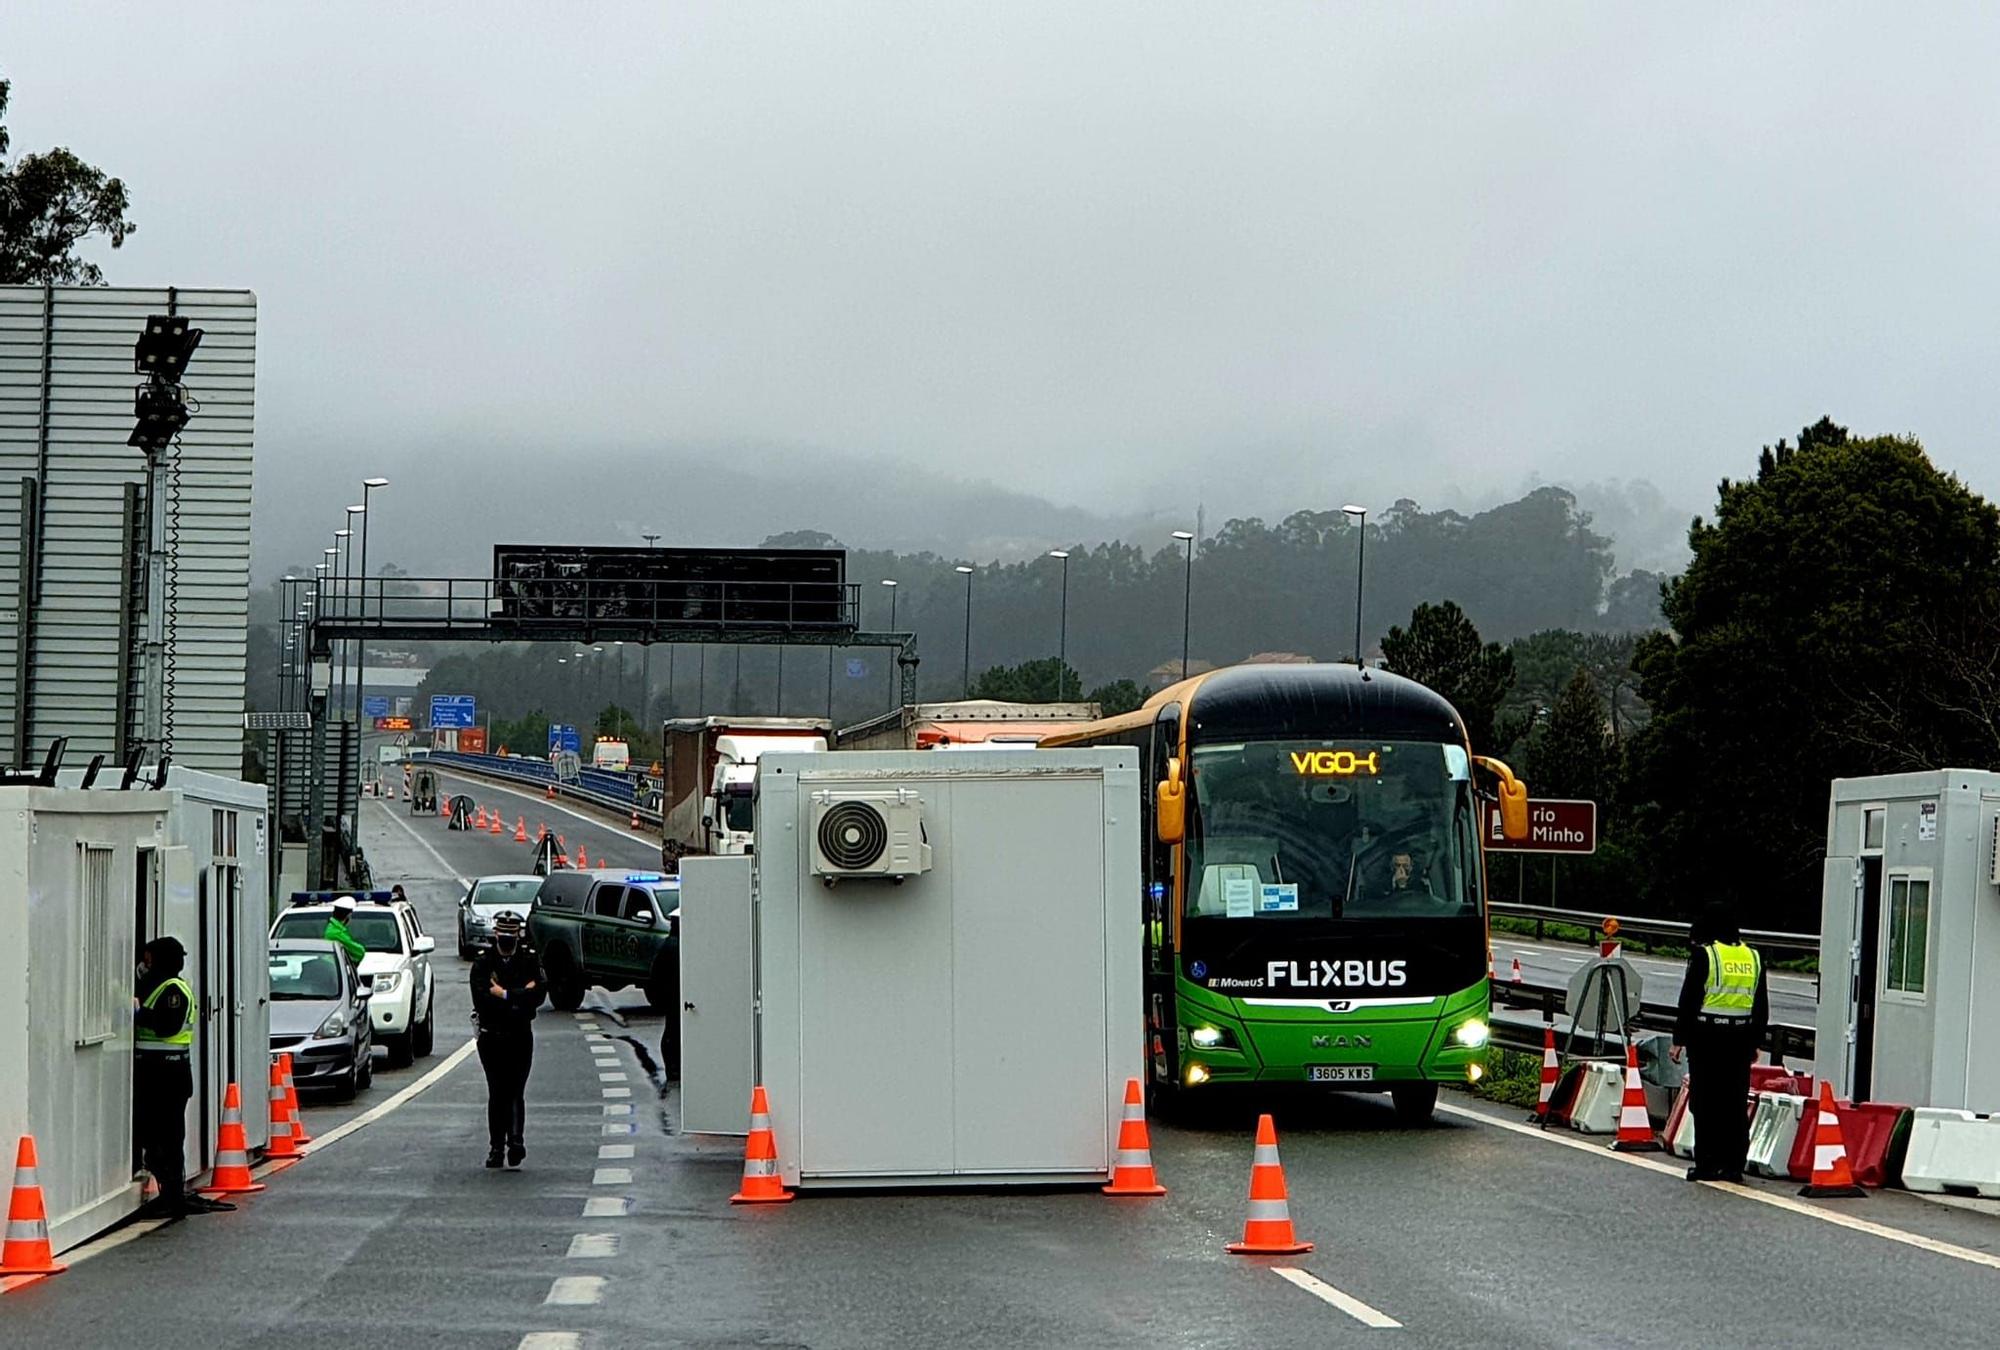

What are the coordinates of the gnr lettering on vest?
(1266, 959, 1408, 989)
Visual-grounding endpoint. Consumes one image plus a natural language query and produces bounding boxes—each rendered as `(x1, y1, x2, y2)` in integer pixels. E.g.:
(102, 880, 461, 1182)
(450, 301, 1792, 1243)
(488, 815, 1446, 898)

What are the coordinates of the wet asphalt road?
(10, 773, 1999, 1347)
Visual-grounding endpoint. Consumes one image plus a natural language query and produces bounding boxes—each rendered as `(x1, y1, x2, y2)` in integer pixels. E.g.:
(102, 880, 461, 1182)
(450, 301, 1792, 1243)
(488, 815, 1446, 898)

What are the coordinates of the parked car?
(268, 939, 375, 1099)
(271, 893, 437, 1067)
(459, 874, 543, 958)
(528, 868, 680, 1012)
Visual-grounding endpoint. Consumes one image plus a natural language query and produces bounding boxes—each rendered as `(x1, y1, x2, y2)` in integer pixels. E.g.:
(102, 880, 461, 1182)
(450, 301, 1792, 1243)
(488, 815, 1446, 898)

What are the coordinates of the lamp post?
(955, 565, 975, 698)
(1047, 550, 1070, 700)
(640, 531, 660, 734)
(325, 542, 344, 717)
(1172, 530, 1196, 682)
(354, 479, 386, 788)
(881, 579, 898, 708)
(1341, 504, 1368, 668)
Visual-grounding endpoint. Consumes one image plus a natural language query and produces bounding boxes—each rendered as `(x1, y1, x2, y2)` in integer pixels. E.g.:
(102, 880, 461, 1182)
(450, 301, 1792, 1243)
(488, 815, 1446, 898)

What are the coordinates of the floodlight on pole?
(1172, 531, 1196, 682)
(956, 565, 976, 699)
(1048, 550, 1072, 700)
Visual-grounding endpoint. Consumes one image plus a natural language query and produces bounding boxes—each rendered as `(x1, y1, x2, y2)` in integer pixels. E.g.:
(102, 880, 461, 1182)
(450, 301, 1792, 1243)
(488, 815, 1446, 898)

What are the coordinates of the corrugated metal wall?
(0, 287, 256, 773)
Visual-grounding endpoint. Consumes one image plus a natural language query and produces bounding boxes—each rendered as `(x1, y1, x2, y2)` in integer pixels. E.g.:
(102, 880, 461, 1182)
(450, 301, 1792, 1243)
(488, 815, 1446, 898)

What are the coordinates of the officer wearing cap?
(324, 895, 367, 964)
(134, 937, 233, 1216)
(470, 911, 545, 1169)
(1671, 902, 1770, 1182)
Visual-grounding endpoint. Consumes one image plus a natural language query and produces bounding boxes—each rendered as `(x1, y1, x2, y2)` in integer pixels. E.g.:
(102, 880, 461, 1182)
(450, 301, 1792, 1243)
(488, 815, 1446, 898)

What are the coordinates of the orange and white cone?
(538, 823, 549, 842)
(1609, 1041, 1661, 1152)
(514, 816, 528, 842)
(474, 805, 487, 830)
(1799, 1082, 1867, 1198)
(438, 797, 450, 819)
(576, 844, 589, 867)
(279, 1052, 312, 1146)
(1225, 1114, 1312, 1254)
(1487, 953, 1497, 981)
(2, 1136, 65, 1277)
(630, 809, 642, 829)
(200, 1083, 267, 1195)
(1527, 1019, 1560, 1125)
(1509, 956, 1523, 983)
(264, 1060, 300, 1161)
(729, 1085, 794, 1204)
(1103, 1078, 1167, 1196)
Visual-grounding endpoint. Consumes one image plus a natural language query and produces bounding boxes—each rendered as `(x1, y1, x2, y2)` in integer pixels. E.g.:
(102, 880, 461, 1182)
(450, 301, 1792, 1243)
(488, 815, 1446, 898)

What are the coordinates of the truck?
(834, 700, 1102, 752)
(660, 716, 832, 869)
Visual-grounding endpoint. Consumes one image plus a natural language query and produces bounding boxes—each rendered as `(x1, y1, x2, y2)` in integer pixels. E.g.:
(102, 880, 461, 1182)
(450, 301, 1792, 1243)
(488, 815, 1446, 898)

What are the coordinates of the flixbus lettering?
(1265, 959, 1408, 989)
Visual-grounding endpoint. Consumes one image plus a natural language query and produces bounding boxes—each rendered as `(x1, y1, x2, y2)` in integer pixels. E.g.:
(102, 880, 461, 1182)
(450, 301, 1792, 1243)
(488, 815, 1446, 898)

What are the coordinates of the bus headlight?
(1452, 1018, 1490, 1049)
(1185, 1063, 1211, 1086)
(1189, 1025, 1236, 1051)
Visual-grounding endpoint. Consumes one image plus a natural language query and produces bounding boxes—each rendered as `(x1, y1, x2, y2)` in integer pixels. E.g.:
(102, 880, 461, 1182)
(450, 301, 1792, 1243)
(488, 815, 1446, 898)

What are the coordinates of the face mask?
(495, 938, 518, 956)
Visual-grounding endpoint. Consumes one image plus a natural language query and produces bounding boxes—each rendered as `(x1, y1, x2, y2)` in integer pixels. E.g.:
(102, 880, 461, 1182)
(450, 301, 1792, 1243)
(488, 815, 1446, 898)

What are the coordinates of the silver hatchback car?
(269, 939, 375, 1099)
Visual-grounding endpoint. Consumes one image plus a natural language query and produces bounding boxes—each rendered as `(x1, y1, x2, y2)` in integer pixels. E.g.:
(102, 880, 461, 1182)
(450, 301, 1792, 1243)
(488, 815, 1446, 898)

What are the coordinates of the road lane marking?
(368, 798, 477, 882)
(544, 1276, 606, 1306)
(583, 1196, 631, 1217)
(303, 1038, 479, 1155)
(566, 1233, 620, 1259)
(1438, 1100, 2000, 1271)
(518, 1335, 582, 1350)
(593, 1167, 634, 1185)
(603, 1103, 632, 1116)
(599, 1144, 635, 1159)
(599, 1071, 628, 1082)
(603, 1087, 632, 1098)
(11, 1215, 171, 1279)
(1273, 1268, 1402, 1329)
(603, 1122, 636, 1135)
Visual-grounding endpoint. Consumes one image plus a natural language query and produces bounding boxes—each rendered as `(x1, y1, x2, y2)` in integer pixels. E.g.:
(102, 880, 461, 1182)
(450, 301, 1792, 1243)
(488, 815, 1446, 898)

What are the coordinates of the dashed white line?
(1273, 1267, 1402, 1329)
(603, 1122, 636, 1135)
(566, 1233, 620, 1259)
(518, 1334, 582, 1350)
(603, 1103, 633, 1116)
(544, 1275, 606, 1306)
(598, 1071, 629, 1083)
(602, 1086, 632, 1098)
(599, 1143, 635, 1159)
(583, 1196, 631, 1217)
(593, 1167, 633, 1185)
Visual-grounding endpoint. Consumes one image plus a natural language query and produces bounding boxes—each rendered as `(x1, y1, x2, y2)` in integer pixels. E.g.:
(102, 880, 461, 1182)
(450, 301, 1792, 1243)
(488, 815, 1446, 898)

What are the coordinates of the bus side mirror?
(1155, 758, 1185, 845)
(1474, 754, 1530, 842)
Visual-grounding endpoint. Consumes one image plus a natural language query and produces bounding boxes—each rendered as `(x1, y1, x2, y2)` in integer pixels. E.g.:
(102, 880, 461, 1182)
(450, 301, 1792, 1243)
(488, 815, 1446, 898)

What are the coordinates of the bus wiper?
(1339, 846, 1357, 919)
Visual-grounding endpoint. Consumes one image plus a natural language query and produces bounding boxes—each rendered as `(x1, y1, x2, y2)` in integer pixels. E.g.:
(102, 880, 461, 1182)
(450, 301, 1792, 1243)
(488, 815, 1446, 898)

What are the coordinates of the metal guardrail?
(1488, 978, 1816, 1063)
(417, 751, 664, 829)
(1489, 901, 1821, 960)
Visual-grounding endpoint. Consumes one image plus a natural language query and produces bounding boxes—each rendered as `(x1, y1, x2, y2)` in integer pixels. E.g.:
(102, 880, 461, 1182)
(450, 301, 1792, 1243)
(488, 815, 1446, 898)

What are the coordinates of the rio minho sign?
(1482, 798, 1597, 854)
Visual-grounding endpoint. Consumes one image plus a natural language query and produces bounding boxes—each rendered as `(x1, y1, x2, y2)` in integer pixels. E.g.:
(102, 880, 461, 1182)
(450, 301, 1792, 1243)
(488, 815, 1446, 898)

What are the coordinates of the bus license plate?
(1309, 1065, 1374, 1083)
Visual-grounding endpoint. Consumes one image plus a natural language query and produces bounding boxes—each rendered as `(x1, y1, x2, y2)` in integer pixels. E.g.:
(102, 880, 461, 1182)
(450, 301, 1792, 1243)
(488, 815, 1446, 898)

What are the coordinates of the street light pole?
(1048, 551, 1071, 700)
(1342, 505, 1368, 668)
(880, 579, 898, 709)
(640, 531, 659, 735)
(955, 565, 975, 698)
(1172, 530, 1196, 682)
(354, 478, 386, 800)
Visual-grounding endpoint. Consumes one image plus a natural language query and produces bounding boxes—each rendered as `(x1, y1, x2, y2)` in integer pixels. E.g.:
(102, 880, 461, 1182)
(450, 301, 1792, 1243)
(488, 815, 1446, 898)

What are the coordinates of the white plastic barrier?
(1746, 1092, 1808, 1178)
(1568, 1062, 1625, 1135)
(1899, 1109, 2000, 1197)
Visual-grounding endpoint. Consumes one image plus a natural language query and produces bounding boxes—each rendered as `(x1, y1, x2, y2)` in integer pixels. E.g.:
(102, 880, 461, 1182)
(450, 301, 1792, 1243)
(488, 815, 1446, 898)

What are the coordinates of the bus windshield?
(1185, 738, 1480, 923)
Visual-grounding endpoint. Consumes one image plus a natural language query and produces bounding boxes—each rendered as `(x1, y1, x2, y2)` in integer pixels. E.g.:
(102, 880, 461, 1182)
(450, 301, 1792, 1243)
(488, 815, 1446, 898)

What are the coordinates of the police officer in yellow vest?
(1670, 903, 1769, 1183)
(134, 937, 233, 1216)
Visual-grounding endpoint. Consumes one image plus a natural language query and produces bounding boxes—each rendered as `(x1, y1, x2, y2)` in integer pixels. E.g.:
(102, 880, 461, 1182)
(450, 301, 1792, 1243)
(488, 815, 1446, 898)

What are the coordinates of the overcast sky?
(8, 4, 1999, 569)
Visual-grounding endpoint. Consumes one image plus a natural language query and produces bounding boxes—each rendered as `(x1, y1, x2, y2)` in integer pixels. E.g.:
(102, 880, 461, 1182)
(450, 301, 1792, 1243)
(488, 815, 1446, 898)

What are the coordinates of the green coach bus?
(1043, 663, 1527, 1122)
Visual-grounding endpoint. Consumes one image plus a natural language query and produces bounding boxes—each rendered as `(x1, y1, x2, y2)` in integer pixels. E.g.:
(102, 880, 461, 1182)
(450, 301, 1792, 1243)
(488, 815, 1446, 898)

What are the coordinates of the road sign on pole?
(1482, 798, 1597, 854)
(363, 695, 391, 718)
(429, 694, 477, 729)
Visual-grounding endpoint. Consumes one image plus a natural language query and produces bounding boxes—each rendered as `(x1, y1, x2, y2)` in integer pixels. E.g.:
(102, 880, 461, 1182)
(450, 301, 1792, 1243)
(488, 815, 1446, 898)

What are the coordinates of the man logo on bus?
(1289, 749, 1380, 777)
(1266, 958, 1408, 989)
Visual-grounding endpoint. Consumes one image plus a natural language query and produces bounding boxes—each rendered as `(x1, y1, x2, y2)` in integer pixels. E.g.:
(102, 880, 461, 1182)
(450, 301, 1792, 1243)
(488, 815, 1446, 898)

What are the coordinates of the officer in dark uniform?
(470, 912, 545, 1169)
(1671, 903, 1770, 1183)
(134, 937, 233, 1216)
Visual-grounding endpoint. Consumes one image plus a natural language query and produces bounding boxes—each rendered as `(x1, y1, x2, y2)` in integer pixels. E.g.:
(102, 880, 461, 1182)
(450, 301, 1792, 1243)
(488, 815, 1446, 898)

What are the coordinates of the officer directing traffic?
(134, 937, 233, 1216)
(470, 911, 545, 1169)
(324, 894, 367, 964)
(1671, 903, 1769, 1183)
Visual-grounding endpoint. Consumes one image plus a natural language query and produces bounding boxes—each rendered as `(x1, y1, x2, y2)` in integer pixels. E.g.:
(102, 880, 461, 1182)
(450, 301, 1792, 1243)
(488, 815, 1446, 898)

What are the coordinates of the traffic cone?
(474, 805, 488, 831)
(1609, 1041, 1661, 1152)
(439, 797, 450, 819)
(1510, 956, 1523, 983)
(199, 1083, 267, 1195)
(576, 844, 589, 867)
(264, 1060, 300, 1161)
(489, 810, 503, 835)
(2, 1137, 65, 1276)
(1799, 1082, 1867, 1198)
(1527, 1019, 1560, 1125)
(1225, 1114, 1312, 1254)
(279, 1052, 312, 1146)
(546, 782, 556, 799)
(630, 809, 642, 829)
(514, 816, 528, 842)
(1103, 1078, 1168, 1196)
(729, 1085, 794, 1204)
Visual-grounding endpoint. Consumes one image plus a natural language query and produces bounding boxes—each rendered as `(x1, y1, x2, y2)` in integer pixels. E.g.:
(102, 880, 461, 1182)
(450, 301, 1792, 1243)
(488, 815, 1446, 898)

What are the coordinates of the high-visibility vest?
(136, 976, 195, 1051)
(1701, 941, 1759, 1019)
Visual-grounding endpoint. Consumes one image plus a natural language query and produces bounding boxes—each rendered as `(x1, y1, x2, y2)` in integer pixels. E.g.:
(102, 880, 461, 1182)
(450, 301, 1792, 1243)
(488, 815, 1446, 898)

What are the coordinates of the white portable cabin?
(0, 768, 270, 1253)
(1818, 770, 2000, 1111)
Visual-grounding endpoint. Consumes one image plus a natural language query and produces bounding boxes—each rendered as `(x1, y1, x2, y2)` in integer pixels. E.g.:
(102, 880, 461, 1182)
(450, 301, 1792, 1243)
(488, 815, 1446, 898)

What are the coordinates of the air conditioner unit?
(809, 788, 932, 882)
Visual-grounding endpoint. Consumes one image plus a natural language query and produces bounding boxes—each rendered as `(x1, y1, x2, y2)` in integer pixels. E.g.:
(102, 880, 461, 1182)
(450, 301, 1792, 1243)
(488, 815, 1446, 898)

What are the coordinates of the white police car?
(271, 893, 437, 1067)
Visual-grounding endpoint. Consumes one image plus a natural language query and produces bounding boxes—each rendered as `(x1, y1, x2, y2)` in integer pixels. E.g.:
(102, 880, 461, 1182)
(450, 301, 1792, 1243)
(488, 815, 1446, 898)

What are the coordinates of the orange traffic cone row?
(1225, 1114, 1312, 1254)
(200, 1083, 267, 1195)
(279, 1052, 312, 1146)
(729, 1085, 794, 1205)
(1609, 1041, 1661, 1152)
(1800, 1082, 1868, 1199)
(514, 816, 528, 842)
(3, 1136, 66, 1277)
(1103, 1078, 1167, 1196)
(576, 844, 589, 867)
(264, 1060, 300, 1161)
(1528, 1019, 1560, 1125)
